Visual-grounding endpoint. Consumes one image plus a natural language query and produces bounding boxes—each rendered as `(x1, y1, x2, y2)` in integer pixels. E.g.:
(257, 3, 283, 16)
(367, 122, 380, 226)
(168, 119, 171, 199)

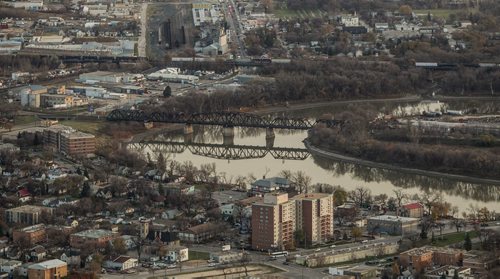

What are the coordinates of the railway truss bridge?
(128, 141, 310, 161)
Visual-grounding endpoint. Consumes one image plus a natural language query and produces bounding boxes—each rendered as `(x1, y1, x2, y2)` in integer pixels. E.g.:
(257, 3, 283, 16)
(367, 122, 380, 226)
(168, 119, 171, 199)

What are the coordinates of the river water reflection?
(131, 100, 500, 212)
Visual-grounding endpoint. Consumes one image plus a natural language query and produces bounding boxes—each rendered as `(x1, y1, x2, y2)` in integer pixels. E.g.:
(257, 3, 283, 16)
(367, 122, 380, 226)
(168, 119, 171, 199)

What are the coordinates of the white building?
(104, 256, 138, 271)
(192, 3, 220, 26)
(338, 14, 360, 27)
(5, 0, 43, 10)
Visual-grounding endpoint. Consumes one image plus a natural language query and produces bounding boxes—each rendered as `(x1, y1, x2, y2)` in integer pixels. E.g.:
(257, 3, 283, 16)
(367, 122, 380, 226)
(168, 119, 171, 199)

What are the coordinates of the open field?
(273, 9, 328, 20)
(414, 8, 478, 19)
(188, 250, 210, 261)
(415, 230, 479, 247)
(14, 115, 37, 125)
(59, 120, 105, 135)
(148, 264, 282, 279)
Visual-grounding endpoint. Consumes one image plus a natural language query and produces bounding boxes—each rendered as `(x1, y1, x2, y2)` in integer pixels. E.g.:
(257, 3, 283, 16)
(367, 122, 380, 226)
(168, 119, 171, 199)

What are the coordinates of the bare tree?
(349, 187, 372, 207)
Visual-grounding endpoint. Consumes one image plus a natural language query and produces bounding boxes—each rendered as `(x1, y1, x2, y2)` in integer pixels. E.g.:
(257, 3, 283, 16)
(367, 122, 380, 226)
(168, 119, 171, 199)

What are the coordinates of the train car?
(251, 57, 272, 64)
(415, 62, 438, 68)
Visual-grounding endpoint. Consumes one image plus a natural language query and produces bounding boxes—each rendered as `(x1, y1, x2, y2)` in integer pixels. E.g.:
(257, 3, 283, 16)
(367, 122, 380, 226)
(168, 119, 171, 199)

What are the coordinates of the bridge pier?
(266, 136, 275, 148)
(265, 128, 275, 139)
(223, 126, 235, 146)
(183, 133, 193, 143)
(184, 124, 193, 135)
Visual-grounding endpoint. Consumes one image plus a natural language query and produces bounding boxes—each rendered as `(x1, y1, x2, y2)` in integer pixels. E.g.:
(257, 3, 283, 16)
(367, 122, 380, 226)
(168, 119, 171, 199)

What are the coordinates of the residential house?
(0, 260, 22, 274)
(27, 259, 67, 279)
(163, 245, 188, 263)
(60, 249, 81, 266)
(29, 245, 47, 262)
(16, 188, 32, 203)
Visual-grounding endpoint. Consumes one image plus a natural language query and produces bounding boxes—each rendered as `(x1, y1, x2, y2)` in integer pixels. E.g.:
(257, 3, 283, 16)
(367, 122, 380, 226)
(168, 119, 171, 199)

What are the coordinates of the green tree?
(453, 269, 459, 279)
(163, 85, 172, 98)
(464, 232, 472, 251)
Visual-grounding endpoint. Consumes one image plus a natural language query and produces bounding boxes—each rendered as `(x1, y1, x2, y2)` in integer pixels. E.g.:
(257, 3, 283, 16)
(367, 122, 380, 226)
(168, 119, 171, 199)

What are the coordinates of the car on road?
(167, 264, 176, 269)
(330, 245, 336, 248)
(208, 263, 219, 267)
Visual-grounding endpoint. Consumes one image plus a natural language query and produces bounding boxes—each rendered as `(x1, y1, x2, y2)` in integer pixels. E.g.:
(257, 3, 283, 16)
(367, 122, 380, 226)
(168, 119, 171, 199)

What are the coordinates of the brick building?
(43, 125, 95, 156)
(251, 193, 296, 251)
(70, 229, 117, 249)
(5, 205, 53, 225)
(178, 222, 221, 243)
(13, 224, 46, 245)
(27, 259, 67, 279)
(292, 193, 334, 244)
(399, 246, 465, 272)
(400, 202, 424, 218)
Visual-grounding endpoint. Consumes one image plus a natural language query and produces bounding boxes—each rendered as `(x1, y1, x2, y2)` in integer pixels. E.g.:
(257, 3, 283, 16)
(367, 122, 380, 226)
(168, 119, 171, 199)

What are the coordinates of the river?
(129, 99, 500, 213)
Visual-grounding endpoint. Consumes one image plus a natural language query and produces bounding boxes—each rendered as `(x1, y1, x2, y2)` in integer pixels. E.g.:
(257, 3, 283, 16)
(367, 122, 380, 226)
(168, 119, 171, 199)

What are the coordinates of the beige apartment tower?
(251, 193, 296, 251)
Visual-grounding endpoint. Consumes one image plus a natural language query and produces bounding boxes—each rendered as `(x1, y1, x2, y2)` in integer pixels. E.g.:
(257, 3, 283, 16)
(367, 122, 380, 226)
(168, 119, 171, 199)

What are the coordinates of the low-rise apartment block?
(27, 259, 67, 279)
(400, 246, 465, 272)
(70, 229, 117, 249)
(43, 125, 96, 156)
(5, 205, 53, 225)
(13, 224, 46, 245)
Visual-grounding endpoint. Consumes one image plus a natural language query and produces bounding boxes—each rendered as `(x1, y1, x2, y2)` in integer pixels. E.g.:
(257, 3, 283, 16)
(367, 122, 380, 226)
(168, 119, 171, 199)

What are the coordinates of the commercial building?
(251, 193, 296, 251)
(329, 265, 378, 279)
(292, 193, 334, 244)
(210, 251, 244, 264)
(192, 2, 220, 26)
(13, 224, 46, 245)
(27, 259, 67, 279)
(70, 229, 117, 249)
(104, 256, 138, 271)
(367, 215, 419, 235)
(251, 177, 290, 194)
(5, 205, 53, 225)
(43, 125, 96, 156)
(40, 94, 74, 108)
(178, 222, 221, 243)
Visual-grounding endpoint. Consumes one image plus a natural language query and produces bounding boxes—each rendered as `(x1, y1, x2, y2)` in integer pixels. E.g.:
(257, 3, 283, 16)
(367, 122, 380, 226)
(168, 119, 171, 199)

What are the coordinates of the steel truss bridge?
(128, 141, 310, 160)
(107, 109, 343, 129)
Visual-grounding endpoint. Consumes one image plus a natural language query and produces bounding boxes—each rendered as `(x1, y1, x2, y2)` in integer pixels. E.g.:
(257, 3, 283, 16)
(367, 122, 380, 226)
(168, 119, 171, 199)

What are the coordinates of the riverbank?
(304, 140, 500, 186)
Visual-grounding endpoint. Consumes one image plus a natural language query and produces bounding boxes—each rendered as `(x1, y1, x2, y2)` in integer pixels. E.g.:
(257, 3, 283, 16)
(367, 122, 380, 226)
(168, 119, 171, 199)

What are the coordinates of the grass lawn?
(415, 230, 479, 247)
(414, 8, 478, 19)
(59, 120, 105, 135)
(14, 115, 38, 125)
(188, 250, 210, 261)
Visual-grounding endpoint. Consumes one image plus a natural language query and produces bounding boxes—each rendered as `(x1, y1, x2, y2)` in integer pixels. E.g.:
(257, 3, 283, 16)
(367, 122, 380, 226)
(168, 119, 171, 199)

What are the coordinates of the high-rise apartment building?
(251, 192, 335, 251)
(251, 193, 296, 251)
(293, 193, 334, 244)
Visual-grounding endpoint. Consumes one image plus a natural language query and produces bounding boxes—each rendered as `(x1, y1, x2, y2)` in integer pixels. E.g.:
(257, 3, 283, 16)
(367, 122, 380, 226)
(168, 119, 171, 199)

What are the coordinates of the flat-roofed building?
(27, 259, 67, 279)
(5, 205, 53, 225)
(43, 125, 95, 156)
(400, 246, 465, 272)
(40, 94, 74, 108)
(292, 193, 334, 244)
(367, 215, 419, 235)
(251, 193, 296, 251)
(70, 229, 117, 249)
(13, 224, 46, 245)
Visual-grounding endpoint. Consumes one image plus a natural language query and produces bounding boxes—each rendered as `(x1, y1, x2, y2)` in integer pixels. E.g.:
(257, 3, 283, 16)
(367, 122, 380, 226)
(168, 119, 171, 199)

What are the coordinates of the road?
(222, 0, 246, 58)
(138, 2, 148, 58)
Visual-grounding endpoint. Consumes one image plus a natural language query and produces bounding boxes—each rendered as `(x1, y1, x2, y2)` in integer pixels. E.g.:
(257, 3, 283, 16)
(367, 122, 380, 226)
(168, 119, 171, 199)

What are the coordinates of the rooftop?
(18, 224, 45, 233)
(6, 205, 48, 213)
(28, 259, 66, 270)
(292, 193, 333, 201)
(403, 202, 423, 210)
(368, 215, 419, 223)
(185, 222, 220, 234)
(72, 229, 115, 239)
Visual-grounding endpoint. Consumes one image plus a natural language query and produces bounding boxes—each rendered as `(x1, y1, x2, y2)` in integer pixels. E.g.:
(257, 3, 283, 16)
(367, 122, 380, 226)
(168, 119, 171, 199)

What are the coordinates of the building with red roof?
(401, 202, 424, 218)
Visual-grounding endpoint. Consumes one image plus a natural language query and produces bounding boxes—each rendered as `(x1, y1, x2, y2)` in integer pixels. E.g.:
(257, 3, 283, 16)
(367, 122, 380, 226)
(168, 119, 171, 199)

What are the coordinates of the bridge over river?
(128, 141, 310, 160)
(106, 109, 342, 130)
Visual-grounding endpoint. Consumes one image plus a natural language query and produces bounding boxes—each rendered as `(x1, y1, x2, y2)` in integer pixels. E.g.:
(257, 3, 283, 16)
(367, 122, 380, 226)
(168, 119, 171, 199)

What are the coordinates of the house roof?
(112, 256, 135, 264)
(403, 202, 423, 210)
(17, 188, 31, 197)
(28, 259, 66, 270)
(186, 222, 220, 235)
